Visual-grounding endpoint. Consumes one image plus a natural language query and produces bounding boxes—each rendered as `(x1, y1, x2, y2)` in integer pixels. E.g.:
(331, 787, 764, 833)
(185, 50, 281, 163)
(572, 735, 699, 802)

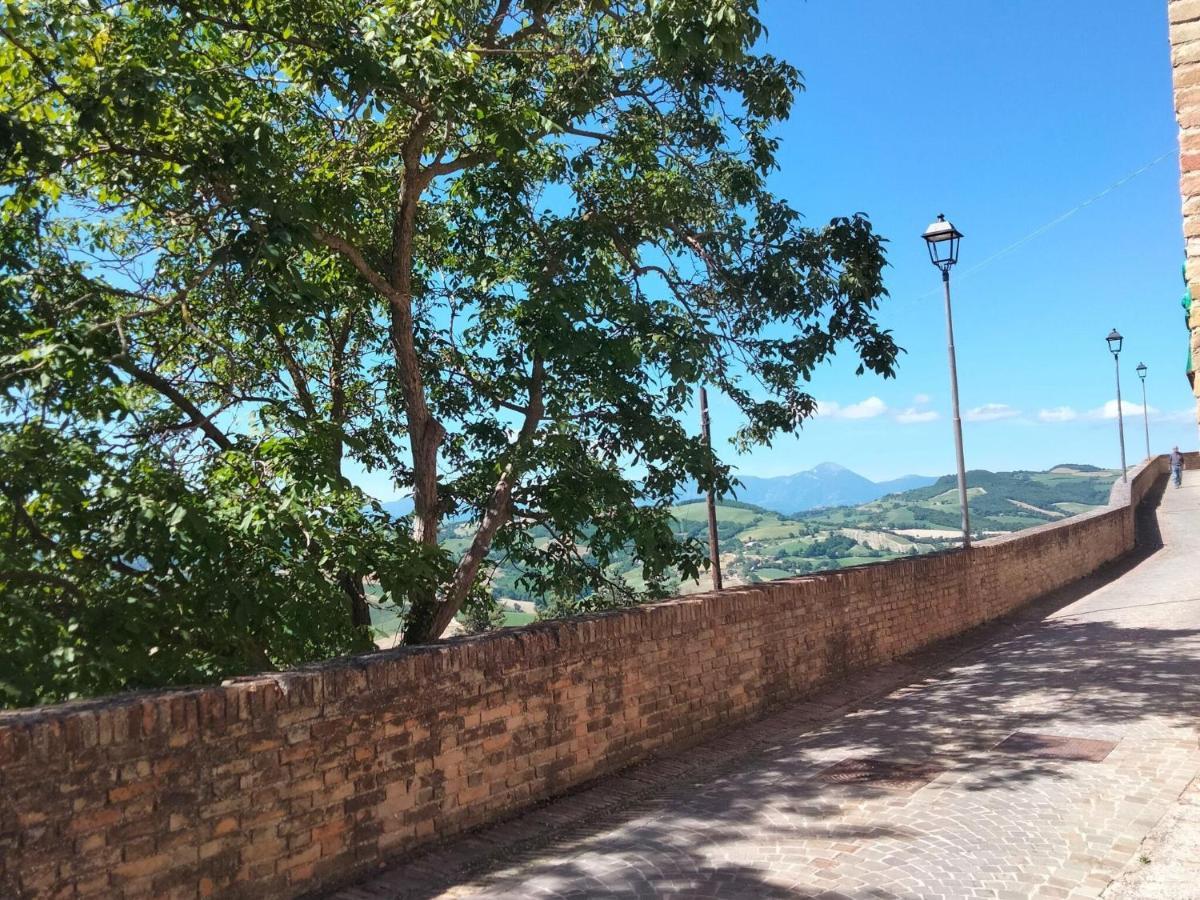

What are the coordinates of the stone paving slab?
(1104, 775, 1200, 899)
(330, 472, 1200, 899)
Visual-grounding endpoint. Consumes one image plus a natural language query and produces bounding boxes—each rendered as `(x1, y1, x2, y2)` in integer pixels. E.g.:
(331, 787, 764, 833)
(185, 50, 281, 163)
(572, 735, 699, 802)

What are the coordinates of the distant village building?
(1170, 0, 1200, 439)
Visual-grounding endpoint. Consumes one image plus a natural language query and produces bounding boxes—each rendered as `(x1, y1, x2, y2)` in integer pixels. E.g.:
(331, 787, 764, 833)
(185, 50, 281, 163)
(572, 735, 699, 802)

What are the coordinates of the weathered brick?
(0, 455, 1177, 900)
(1172, 0, 1200, 25)
(112, 852, 171, 881)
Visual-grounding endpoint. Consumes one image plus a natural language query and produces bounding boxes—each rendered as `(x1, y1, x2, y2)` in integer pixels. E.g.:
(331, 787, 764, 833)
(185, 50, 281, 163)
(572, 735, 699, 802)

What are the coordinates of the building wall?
(0, 456, 1171, 900)
(1171, 0, 1200, 429)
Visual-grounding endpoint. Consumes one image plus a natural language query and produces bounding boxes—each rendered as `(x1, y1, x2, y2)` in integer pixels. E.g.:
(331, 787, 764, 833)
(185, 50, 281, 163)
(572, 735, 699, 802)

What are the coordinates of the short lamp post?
(922, 214, 971, 548)
(1107, 329, 1128, 482)
(1136, 362, 1150, 462)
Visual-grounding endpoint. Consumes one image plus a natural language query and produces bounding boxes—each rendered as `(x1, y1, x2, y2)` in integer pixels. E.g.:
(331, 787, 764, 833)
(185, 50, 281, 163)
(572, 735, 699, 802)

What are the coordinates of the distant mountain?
(874, 474, 942, 496)
(723, 463, 937, 514)
(463, 464, 1120, 611)
(380, 497, 413, 518)
(377, 464, 937, 521)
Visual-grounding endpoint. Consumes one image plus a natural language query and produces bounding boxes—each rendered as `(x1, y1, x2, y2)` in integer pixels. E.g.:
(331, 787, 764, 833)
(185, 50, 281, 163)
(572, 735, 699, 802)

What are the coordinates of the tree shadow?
(332, 476, 1199, 899)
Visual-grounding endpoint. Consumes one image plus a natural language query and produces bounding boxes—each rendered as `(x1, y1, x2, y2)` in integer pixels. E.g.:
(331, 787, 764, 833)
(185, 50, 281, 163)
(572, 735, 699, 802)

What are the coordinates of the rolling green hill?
(797, 466, 1118, 532)
(371, 465, 1118, 638)
(631, 465, 1118, 596)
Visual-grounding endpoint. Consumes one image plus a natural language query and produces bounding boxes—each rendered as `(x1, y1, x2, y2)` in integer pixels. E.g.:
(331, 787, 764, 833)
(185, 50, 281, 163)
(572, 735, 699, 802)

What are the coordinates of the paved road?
(336, 472, 1200, 900)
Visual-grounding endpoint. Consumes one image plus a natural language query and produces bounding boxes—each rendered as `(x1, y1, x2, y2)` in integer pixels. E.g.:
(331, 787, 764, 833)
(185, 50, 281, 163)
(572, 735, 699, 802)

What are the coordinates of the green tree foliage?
(1, 0, 897, 704)
(805, 533, 857, 559)
(457, 592, 507, 635)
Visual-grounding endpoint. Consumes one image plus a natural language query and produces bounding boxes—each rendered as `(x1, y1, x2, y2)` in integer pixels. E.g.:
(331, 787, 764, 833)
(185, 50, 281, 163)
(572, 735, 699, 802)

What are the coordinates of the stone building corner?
(1170, 0, 1200, 435)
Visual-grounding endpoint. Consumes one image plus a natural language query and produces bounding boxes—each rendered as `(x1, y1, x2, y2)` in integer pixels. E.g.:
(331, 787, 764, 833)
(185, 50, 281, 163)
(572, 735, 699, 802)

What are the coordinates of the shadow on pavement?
(331, 474, 1199, 900)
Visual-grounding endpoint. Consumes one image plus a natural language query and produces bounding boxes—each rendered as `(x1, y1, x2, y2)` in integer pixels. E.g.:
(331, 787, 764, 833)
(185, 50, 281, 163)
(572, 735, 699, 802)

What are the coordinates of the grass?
(835, 555, 889, 567)
(739, 521, 803, 541)
(1053, 501, 1095, 514)
(503, 610, 537, 626)
(882, 508, 918, 527)
(672, 502, 760, 524)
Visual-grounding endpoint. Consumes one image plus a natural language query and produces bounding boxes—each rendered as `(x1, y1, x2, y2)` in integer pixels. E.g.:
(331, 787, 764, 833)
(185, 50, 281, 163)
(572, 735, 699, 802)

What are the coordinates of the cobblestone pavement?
(333, 473, 1200, 900)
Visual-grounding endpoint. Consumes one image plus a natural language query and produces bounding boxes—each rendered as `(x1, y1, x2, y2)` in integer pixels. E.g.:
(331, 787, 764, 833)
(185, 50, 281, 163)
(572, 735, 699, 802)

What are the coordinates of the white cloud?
(965, 403, 1021, 423)
(913, 393, 932, 405)
(1157, 407, 1198, 423)
(1088, 399, 1159, 420)
(1039, 401, 1192, 424)
(1038, 406, 1079, 423)
(895, 407, 940, 424)
(815, 396, 889, 420)
(841, 396, 888, 419)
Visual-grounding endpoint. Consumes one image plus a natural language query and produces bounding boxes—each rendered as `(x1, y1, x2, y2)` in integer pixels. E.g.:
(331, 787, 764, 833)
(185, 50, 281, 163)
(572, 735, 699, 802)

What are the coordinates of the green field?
(1053, 501, 1096, 514)
(672, 502, 760, 525)
(404, 464, 1122, 630)
(740, 520, 805, 541)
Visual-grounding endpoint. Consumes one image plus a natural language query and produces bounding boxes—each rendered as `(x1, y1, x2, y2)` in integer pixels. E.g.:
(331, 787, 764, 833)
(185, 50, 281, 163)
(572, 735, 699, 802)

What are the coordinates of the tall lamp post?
(1136, 362, 1150, 462)
(1107, 329, 1128, 482)
(922, 214, 971, 548)
(697, 386, 722, 590)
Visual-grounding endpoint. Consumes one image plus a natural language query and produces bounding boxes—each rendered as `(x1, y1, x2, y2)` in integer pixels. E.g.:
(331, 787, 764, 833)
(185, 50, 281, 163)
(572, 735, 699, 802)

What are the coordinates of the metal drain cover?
(994, 731, 1117, 762)
(818, 757, 944, 791)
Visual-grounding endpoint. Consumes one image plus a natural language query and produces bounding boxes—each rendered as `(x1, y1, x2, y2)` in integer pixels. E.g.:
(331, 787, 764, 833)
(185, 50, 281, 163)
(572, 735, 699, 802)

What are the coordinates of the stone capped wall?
(0, 457, 1170, 899)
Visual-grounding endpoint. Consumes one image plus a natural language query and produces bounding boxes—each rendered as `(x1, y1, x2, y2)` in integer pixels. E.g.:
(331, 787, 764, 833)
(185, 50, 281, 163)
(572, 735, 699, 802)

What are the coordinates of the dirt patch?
(839, 528, 912, 553)
(893, 528, 961, 540)
(1007, 499, 1065, 518)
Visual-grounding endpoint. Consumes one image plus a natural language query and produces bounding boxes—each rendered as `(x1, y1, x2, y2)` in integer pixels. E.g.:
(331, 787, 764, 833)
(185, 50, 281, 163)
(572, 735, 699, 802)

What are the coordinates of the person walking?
(1170, 446, 1185, 488)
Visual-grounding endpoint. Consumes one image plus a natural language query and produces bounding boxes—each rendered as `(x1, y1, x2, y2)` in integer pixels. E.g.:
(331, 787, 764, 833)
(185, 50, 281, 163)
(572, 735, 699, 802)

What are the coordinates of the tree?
(458, 593, 507, 635)
(1, 0, 898, 701)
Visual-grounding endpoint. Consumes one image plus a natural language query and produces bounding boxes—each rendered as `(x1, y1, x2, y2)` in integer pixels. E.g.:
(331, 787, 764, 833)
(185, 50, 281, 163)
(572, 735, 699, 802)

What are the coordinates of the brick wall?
(0, 456, 1169, 899)
(1171, 0, 1200, 429)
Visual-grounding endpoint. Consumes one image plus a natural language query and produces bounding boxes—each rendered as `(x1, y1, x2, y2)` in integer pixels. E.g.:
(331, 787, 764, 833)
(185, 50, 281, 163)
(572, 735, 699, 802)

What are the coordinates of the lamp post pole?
(942, 271, 971, 548)
(698, 385, 722, 590)
(923, 215, 971, 549)
(1136, 363, 1150, 462)
(1107, 329, 1127, 482)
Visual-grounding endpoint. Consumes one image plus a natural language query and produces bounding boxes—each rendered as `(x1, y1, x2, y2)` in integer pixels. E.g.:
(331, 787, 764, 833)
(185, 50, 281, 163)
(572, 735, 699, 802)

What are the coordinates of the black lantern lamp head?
(922, 214, 963, 277)
(1136, 361, 1147, 381)
(1106, 328, 1123, 356)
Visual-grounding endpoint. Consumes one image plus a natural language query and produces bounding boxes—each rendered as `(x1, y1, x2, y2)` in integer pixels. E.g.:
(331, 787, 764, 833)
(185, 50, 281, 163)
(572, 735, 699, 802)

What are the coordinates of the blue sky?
(699, 0, 1196, 481)
(355, 0, 1196, 501)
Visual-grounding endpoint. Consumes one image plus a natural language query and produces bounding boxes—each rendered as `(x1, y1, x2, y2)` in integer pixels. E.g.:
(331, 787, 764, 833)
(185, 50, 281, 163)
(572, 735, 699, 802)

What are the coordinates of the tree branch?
(112, 356, 234, 451)
(271, 325, 318, 418)
(311, 227, 400, 303)
(423, 353, 545, 639)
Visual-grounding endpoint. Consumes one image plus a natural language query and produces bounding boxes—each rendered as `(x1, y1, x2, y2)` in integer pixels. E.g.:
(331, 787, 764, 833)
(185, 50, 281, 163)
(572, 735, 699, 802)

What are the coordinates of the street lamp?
(1136, 362, 1150, 462)
(1107, 328, 1127, 482)
(697, 385, 722, 591)
(922, 214, 971, 548)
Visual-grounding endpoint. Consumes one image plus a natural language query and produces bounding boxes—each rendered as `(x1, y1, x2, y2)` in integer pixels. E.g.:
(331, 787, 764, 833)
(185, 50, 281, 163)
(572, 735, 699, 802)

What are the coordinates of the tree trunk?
(325, 320, 375, 650)
(339, 570, 373, 650)
(418, 466, 518, 641)
(386, 151, 451, 639)
(408, 356, 545, 643)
